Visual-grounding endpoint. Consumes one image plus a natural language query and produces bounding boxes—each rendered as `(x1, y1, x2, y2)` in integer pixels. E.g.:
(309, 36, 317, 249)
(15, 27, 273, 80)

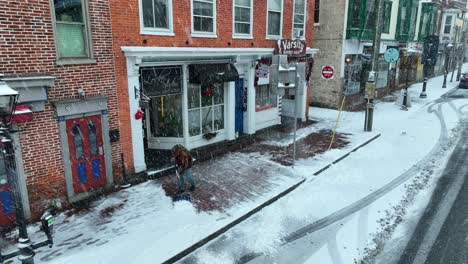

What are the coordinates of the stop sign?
(322, 65, 335, 79)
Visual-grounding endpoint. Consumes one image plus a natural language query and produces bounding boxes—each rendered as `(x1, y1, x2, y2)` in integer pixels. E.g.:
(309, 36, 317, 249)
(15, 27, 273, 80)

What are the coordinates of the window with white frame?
(444, 15, 452, 34)
(267, 0, 282, 38)
(256, 84, 277, 110)
(141, 0, 173, 34)
(192, 0, 216, 34)
(52, 0, 92, 60)
(292, 0, 306, 38)
(233, 0, 253, 37)
(188, 83, 225, 136)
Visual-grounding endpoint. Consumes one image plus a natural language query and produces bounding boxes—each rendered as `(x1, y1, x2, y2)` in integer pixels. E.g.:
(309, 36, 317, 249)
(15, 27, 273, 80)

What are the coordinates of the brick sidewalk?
(160, 152, 298, 212)
(159, 129, 350, 213)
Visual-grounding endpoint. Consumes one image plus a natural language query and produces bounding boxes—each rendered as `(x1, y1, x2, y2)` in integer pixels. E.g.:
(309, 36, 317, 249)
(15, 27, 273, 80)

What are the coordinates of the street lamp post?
(420, 40, 434, 98)
(0, 81, 55, 264)
(442, 43, 453, 88)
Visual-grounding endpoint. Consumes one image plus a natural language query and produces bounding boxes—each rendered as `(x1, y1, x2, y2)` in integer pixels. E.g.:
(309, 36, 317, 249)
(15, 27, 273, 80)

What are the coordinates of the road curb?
(163, 133, 382, 263)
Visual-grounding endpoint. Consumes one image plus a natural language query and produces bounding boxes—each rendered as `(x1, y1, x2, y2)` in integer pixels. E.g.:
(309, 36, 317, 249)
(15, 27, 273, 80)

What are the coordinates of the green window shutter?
(417, 2, 437, 42)
(382, 1, 392, 34)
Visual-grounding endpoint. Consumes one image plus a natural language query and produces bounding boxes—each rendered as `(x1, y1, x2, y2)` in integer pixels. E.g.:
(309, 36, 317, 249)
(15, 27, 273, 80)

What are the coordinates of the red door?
(0, 155, 15, 226)
(66, 115, 107, 193)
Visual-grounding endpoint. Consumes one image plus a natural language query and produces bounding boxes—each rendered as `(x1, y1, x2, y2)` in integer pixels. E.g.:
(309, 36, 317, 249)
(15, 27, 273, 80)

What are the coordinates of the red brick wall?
(110, 0, 316, 171)
(0, 1, 122, 219)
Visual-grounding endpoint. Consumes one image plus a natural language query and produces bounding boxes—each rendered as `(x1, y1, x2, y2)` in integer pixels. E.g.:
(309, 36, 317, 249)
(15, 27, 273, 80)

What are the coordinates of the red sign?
(275, 39, 306, 57)
(322, 65, 334, 79)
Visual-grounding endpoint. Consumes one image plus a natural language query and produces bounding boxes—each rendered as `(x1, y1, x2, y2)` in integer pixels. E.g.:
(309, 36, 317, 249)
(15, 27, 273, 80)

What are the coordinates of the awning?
(11, 104, 33, 123)
(189, 63, 239, 84)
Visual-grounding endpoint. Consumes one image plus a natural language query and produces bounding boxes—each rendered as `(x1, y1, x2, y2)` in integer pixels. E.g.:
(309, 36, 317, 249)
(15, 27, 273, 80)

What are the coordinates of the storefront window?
(188, 83, 225, 136)
(150, 95, 183, 137)
(256, 84, 277, 110)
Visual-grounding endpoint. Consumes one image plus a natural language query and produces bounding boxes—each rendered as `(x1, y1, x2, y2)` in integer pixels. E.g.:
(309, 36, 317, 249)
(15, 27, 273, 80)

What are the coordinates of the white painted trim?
(182, 65, 190, 147)
(191, 33, 218, 38)
(232, 35, 254, 39)
(191, 0, 217, 36)
(122, 46, 275, 58)
(140, 30, 175, 37)
(266, 0, 284, 39)
(139, 0, 174, 36)
(291, 0, 307, 40)
(232, 0, 254, 39)
(126, 56, 147, 173)
(227, 81, 236, 140)
(187, 131, 228, 149)
(340, 0, 350, 78)
(246, 64, 256, 134)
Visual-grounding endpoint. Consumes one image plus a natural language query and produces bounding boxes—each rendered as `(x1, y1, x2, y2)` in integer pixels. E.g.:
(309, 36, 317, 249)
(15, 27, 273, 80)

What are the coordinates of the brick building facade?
(110, 0, 318, 173)
(0, 0, 122, 224)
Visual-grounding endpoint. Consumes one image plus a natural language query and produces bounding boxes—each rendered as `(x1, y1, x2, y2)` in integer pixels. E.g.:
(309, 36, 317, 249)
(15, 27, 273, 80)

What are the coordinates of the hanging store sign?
(140, 66, 183, 97)
(275, 39, 306, 57)
(256, 64, 270, 85)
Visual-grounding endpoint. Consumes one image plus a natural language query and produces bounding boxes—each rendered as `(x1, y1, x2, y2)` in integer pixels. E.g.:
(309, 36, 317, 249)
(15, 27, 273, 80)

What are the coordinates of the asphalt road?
(397, 124, 468, 264)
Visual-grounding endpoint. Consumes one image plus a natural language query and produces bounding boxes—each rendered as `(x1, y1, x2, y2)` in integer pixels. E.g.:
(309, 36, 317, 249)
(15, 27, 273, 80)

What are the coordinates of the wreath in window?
(201, 83, 216, 97)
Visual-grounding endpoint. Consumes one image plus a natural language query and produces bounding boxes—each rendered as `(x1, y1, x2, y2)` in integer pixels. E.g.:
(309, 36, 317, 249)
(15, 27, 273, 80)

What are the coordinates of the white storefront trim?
(122, 46, 316, 172)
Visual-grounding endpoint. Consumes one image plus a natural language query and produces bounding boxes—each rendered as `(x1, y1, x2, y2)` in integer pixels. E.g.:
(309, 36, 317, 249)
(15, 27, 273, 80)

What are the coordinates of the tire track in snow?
(238, 97, 453, 263)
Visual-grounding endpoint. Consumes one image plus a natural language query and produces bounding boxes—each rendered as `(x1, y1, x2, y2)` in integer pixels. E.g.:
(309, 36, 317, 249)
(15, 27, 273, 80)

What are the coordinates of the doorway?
(235, 78, 244, 134)
(66, 115, 107, 193)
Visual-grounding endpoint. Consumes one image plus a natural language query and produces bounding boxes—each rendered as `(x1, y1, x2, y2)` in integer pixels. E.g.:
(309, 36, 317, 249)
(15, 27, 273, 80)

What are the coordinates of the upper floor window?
(141, 0, 174, 35)
(444, 15, 452, 34)
(292, 0, 306, 38)
(192, 0, 216, 36)
(267, 0, 283, 39)
(314, 0, 320, 24)
(233, 0, 253, 38)
(52, 0, 93, 62)
(382, 0, 392, 34)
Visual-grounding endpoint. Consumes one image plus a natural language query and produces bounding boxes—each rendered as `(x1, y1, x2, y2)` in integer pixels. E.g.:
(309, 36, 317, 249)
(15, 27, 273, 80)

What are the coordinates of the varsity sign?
(276, 39, 306, 57)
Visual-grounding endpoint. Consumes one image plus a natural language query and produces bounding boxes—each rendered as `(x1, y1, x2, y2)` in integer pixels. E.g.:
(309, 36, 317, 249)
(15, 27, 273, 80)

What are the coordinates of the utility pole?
(364, 0, 384, 132)
(456, 11, 467, 81)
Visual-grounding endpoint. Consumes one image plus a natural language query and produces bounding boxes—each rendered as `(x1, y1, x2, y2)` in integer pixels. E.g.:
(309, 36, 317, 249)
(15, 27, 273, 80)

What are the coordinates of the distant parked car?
(459, 73, 468, 89)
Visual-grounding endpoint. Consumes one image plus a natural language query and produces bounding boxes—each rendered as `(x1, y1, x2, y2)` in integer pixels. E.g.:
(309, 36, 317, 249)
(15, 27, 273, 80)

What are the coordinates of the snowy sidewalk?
(2, 108, 373, 264)
(174, 66, 468, 263)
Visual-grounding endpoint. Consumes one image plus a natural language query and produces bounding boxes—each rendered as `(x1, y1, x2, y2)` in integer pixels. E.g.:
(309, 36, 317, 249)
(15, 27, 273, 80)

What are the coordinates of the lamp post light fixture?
(442, 43, 453, 88)
(0, 81, 55, 264)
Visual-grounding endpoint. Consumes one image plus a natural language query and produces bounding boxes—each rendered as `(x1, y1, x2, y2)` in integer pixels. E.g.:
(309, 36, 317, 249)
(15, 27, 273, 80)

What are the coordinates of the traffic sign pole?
(364, 0, 383, 132)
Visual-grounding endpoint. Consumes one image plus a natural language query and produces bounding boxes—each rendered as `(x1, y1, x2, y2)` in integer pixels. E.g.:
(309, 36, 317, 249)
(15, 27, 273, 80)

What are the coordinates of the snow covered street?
(177, 66, 468, 263)
(3, 66, 468, 264)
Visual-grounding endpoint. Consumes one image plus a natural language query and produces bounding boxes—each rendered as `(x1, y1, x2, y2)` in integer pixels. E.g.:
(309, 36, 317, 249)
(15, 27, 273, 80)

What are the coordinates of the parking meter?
(40, 211, 55, 247)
